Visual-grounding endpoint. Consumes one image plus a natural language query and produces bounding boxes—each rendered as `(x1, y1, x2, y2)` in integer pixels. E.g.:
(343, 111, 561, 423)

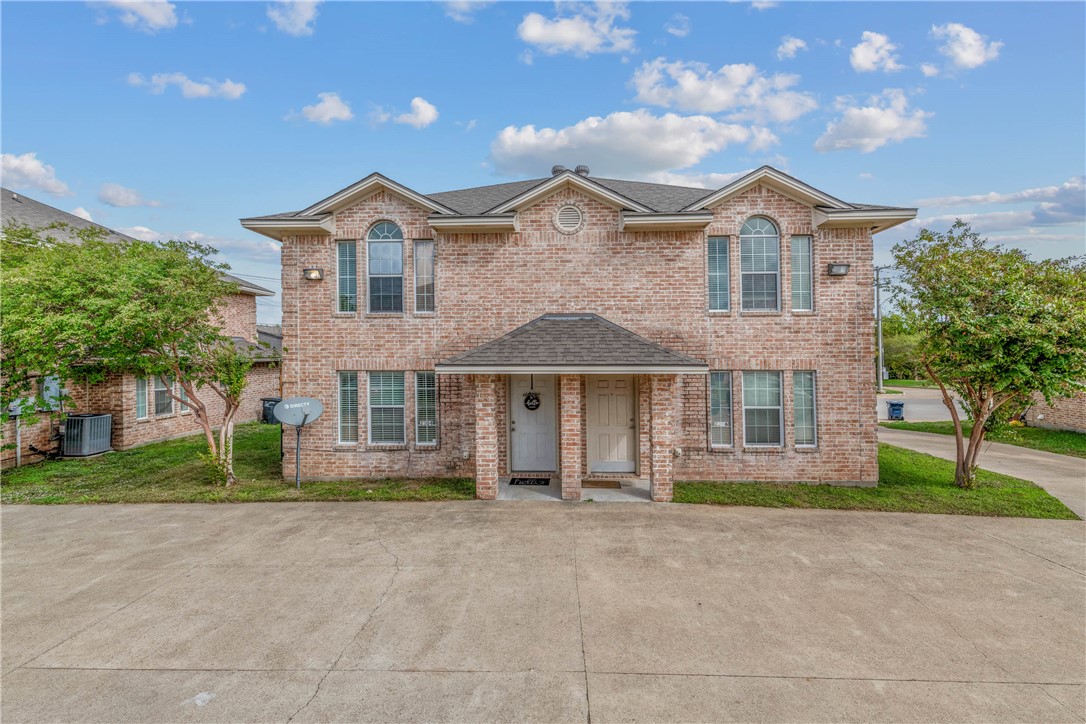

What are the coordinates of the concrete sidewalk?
(879, 427, 1086, 518)
(3, 502, 1084, 723)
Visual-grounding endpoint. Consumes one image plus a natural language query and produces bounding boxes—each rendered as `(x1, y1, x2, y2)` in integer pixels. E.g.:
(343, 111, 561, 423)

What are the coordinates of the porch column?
(474, 374, 499, 500)
(559, 374, 583, 501)
(649, 374, 678, 502)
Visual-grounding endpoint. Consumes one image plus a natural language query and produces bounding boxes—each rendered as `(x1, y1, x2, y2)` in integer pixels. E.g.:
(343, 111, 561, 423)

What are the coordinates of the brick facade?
(1024, 391, 1086, 434)
(276, 179, 882, 498)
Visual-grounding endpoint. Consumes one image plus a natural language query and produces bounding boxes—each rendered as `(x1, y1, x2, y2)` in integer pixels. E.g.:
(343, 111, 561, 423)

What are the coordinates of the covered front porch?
(435, 313, 708, 503)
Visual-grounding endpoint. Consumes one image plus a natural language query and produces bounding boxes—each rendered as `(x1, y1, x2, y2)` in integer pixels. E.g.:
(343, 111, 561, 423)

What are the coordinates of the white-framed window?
(414, 240, 435, 313)
(135, 377, 148, 419)
(177, 380, 190, 413)
(368, 371, 405, 444)
(742, 371, 783, 446)
(338, 371, 358, 443)
(709, 371, 733, 447)
(708, 236, 729, 311)
(38, 376, 61, 411)
(368, 222, 404, 313)
(415, 371, 437, 445)
(337, 241, 357, 313)
(794, 371, 817, 447)
(740, 217, 780, 312)
(154, 375, 173, 416)
(791, 235, 813, 311)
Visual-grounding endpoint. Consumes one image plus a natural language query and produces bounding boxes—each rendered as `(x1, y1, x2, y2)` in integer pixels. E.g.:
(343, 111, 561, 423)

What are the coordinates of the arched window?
(739, 217, 780, 311)
(367, 222, 404, 313)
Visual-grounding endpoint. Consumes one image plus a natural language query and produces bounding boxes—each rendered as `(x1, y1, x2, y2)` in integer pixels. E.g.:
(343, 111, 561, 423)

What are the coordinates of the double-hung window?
(742, 371, 782, 446)
(794, 371, 817, 446)
(415, 371, 437, 445)
(414, 240, 435, 313)
(136, 377, 148, 419)
(154, 375, 173, 416)
(367, 222, 404, 313)
(368, 371, 405, 444)
(337, 241, 357, 313)
(791, 235, 813, 311)
(708, 236, 729, 311)
(177, 381, 190, 413)
(338, 371, 358, 443)
(740, 217, 780, 311)
(709, 371, 733, 447)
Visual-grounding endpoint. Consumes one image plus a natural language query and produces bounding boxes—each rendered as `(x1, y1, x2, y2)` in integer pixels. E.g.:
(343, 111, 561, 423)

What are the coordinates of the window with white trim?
(740, 217, 780, 311)
(709, 371, 733, 447)
(368, 371, 405, 444)
(337, 241, 357, 313)
(136, 377, 148, 419)
(368, 222, 404, 313)
(338, 371, 358, 443)
(177, 380, 190, 413)
(414, 240, 435, 313)
(154, 375, 173, 416)
(742, 371, 782, 446)
(791, 235, 813, 311)
(794, 371, 817, 446)
(708, 236, 729, 311)
(415, 371, 437, 445)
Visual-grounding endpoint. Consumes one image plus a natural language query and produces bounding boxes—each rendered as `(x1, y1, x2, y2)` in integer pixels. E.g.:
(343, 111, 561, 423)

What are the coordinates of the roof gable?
(301, 173, 458, 216)
(486, 172, 653, 214)
(683, 166, 852, 212)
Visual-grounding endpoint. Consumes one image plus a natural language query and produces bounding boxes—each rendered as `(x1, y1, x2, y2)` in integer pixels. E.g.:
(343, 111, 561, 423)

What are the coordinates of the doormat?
(582, 480, 621, 489)
(509, 477, 551, 486)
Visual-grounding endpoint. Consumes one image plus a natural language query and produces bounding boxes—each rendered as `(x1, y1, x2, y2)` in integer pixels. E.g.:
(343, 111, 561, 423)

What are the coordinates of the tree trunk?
(217, 399, 239, 486)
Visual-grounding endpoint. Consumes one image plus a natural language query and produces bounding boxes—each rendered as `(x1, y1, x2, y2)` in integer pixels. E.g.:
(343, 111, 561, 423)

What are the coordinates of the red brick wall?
(1025, 391, 1086, 434)
(277, 183, 878, 485)
(219, 293, 258, 341)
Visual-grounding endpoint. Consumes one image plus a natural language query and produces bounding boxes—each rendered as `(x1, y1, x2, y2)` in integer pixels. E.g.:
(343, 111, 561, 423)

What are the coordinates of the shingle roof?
(426, 176, 712, 214)
(2, 187, 274, 296)
(437, 313, 707, 372)
(427, 179, 547, 215)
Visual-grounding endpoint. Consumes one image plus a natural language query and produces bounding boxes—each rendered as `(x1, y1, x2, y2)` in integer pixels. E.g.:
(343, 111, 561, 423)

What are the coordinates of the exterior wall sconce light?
(302, 268, 324, 280)
(826, 263, 851, 276)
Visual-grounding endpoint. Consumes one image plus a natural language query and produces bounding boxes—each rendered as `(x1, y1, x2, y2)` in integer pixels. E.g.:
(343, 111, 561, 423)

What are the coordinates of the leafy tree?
(1, 222, 268, 484)
(878, 312, 925, 380)
(893, 220, 1086, 488)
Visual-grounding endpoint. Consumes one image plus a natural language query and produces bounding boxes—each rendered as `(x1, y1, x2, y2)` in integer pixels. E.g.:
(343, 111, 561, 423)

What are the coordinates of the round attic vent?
(554, 204, 584, 234)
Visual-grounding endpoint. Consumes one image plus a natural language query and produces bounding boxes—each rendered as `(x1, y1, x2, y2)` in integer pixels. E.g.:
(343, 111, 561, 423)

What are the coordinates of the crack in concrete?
(962, 522, 1085, 578)
(569, 506, 592, 724)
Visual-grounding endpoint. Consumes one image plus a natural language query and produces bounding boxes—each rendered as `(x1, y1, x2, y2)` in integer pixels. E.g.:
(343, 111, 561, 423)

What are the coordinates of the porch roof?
(435, 314, 708, 374)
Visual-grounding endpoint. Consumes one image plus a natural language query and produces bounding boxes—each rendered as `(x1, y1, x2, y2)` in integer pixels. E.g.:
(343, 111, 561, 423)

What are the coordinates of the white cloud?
(71, 207, 94, 221)
(664, 13, 690, 38)
(920, 63, 940, 77)
(815, 89, 931, 153)
(266, 0, 321, 36)
(641, 169, 752, 189)
(776, 36, 807, 60)
(301, 92, 353, 124)
(917, 176, 1085, 226)
(118, 225, 163, 242)
(932, 22, 1002, 70)
(98, 183, 161, 208)
(858, 172, 875, 180)
(489, 109, 769, 177)
(517, 1, 636, 57)
(443, 1, 494, 23)
(395, 97, 439, 129)
(127, 72, 246, 100)
(94, 1, 178, 33)
(1, 153, 72, 197)
(465, 119, 478, 132)
(751, 1, 777, 10)
(850, 31, 904, 73)
(631, 58, 817, 123)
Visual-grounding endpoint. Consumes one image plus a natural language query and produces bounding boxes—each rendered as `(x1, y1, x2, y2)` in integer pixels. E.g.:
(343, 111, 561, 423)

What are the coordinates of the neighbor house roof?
(2, 187, 274, 297)
(435, 313, 709, 374)
(256, 324, 283, 353)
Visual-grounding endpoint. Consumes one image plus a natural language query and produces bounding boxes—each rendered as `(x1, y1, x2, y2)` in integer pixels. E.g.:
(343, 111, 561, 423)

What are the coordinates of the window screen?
(414, 240, 435, 313)
(709, 371, 733, 447)
(743, 371, 782, 446)
(791, 236, 813, 311)
(369, 371, 405, 444)
(339, 371, 358, 443)
(708, 236, 729, 311)
(740, 218, 780, 311)
(337, 241, 357, 313)
(794, 371, 817, 446)
(415, 371, 437, 445)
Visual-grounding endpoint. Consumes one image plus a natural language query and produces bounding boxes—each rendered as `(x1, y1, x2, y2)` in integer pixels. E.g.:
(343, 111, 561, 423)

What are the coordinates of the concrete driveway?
(2, 502, 1084, 723)
(877, 386, 965, 422)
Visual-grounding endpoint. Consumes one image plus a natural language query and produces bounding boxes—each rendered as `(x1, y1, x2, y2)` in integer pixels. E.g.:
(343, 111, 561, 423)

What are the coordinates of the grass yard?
(880, 420, 1086, 459)
(675, 443, 1078, 519)
(885, 379, 937, 389)
(0, 422, 474, 504)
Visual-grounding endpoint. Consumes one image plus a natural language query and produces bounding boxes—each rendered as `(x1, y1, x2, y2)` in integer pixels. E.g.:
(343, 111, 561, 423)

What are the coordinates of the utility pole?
(874, 265, 893, 394)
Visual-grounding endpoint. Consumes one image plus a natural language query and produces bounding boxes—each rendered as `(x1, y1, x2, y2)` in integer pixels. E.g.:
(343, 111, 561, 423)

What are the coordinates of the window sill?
(741, 446, 785, 453)
(334, 443, 358, 450)
(708, 445, 735, 454)
(413, 311, 436, 317)
(136, 417, 152, 423)
(738, 311, 783, 317)
(791, 310, 816, 316)
(707, 310, 732, 316)
(364, 313, 405, 319)
(414, 443, 439, 451)
(366, 443, 408, 451)
(332, 312, 357, 318)
(795, 445, 819, 452)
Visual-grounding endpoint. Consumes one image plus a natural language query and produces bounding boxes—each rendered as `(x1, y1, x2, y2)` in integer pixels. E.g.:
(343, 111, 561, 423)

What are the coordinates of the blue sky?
(3, 1, 1084, 323)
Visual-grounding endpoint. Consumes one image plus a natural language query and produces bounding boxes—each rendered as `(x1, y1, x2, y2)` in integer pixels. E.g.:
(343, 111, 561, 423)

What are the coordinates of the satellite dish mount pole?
(296, 412, 309, 490)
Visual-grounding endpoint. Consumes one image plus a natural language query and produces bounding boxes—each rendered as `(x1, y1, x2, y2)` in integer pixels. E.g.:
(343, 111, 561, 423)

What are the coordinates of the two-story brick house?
(242, 166, 915, 501)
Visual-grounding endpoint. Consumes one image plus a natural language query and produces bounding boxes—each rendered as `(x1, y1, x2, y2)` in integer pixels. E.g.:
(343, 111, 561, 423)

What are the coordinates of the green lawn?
(0, 422, 474, 504)
(674, 443, 1078, 519)
(885, 379, 938, 389)
(880, 420, 1086, 459)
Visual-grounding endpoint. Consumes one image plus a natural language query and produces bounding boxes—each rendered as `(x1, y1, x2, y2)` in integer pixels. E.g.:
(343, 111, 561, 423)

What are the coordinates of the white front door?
(510, 374, 557, 472)
(587, 375, 637, 473)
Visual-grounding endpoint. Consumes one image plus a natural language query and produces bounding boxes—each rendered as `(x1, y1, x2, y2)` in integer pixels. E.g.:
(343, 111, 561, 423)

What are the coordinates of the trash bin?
(261, 397, 282, 424)
(886, 400, 905, 421)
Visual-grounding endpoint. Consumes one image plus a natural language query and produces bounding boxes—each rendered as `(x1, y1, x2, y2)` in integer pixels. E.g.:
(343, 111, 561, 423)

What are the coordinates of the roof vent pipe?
(574, 165, 590, 177)
(551, 165, 568, 176)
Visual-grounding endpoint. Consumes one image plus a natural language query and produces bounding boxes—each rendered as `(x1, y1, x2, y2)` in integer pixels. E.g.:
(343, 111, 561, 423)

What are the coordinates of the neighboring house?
(1, 188, 280, 467)
(1024, 390, 1086, 434)
(242, 165, 916, 501)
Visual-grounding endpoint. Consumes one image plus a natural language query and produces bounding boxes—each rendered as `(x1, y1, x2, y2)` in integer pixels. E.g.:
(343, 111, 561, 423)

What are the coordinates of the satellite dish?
(273, 397, 323, 426)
